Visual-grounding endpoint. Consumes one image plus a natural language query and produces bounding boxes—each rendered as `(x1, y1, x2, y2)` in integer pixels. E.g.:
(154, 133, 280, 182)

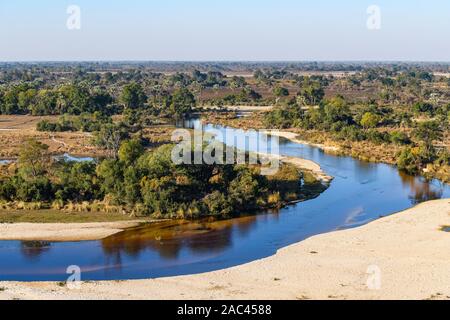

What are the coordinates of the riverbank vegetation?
(0, 62, 449, 207)
(263, 91, 449, 181)
(0, 137, 318, 220)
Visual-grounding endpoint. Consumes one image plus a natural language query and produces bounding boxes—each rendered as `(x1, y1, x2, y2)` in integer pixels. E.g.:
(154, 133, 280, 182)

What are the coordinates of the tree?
(56, 84, 91, 114)
(298, 82, 324, 105)
(229, 76, 246, 89)
(412, 102, 435, 116)
(397, 147, 420, 173)
(94, 124, 129, 157)
(18, 89, 37, 112)
(390, 131, 411, 145)
(18, 139, 51, 180)
(227, 168, 261, 211)
(32, 90, 57, 115)
(2, 87, 20, 114)
(120, 83, 147, 109)
(323, 96, 353, 125)
(203, 191, 232, 217)
(413, 121, 443, 147)
(118, 139, 144, 165)
(96, 159, 125, 201)
(55, 162, 100, 202)
(360, 112, 380, 129)
(273, 86, 289, 97)
(91, 90, 114, 113)
(169, 88, 196, 118)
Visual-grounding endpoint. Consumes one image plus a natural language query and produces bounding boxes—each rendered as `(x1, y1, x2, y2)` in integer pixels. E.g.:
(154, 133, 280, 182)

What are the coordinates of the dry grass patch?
(0, 209, 142, 224)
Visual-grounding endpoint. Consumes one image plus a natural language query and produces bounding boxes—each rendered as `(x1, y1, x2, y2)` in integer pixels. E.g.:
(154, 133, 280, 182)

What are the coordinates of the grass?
(0, 209, 141, 224)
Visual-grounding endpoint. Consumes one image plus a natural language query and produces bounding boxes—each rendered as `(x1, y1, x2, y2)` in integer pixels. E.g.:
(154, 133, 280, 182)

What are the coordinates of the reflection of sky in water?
(1, 154, 94, 165)
(0, 119, 449, 281)
(53, 154, 94, 162)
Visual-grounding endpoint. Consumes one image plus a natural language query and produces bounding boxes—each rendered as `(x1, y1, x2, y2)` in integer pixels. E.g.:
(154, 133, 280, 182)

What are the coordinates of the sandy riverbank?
(0, 221, 146, 242)
(257, 152, 333, 183)
(262, 130, 340, 153)
(1, 199, 449, 300)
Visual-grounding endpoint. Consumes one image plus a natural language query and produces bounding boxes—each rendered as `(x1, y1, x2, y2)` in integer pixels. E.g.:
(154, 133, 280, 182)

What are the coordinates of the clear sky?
(0, 0, 449, 61)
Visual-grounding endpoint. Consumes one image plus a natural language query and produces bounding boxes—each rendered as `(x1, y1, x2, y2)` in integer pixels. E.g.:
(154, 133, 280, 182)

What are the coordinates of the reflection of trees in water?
(100, 217, 260, 261)
(102, 248, 123, 271)
(398, 171, 443, 204)
(20, 241, 51, 260)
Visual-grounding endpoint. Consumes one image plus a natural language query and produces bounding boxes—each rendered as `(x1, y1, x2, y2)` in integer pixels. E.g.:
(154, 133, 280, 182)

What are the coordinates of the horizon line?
(1, 60, 450, 64)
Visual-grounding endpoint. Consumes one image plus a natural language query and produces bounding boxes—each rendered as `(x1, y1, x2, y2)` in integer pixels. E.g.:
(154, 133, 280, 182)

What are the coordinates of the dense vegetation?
(0, 62, 449, 219)
(254, 67, 450, 180)
(264, 92, 449, 178)
(0, 138, 308, 219)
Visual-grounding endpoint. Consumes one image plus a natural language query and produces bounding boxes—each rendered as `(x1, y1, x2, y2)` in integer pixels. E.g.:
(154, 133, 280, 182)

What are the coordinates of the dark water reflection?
(0, 121, 449, 281)
(20, 241, 52, 261)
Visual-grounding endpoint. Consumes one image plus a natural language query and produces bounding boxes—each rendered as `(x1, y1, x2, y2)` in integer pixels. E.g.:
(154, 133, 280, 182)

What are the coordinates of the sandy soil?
(0, 115, 104, 158)
(257, 152, 333, 183)
(0, 199, 449, 300)
(262, 130, 340, 153)
(0, 221, 146, 242)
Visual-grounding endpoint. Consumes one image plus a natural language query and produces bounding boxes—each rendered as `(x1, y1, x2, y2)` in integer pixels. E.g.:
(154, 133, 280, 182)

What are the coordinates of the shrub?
(360, 112, 380, 129)
(203, 191, 232, 218)
(390, 131, 411, 145)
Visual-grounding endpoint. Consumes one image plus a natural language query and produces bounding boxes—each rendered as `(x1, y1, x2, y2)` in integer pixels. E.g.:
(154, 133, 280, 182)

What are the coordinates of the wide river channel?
(1, 120, 449, 281)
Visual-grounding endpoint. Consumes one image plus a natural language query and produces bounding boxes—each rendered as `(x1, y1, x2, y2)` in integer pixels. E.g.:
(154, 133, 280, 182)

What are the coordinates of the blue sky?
(0, 0, 449, 61)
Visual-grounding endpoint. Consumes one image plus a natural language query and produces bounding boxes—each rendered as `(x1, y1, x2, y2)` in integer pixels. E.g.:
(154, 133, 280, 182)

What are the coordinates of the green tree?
(120, 83, 147, 109)
(413, 121, 443, 147)
(203, 191, 232, 217)
(273, 86, 289, 97)
(55, 162, 100, 202)
(18, 139, 51, 180)
(323, 96, 353, 125)
(360, 112, 380, 129)
(412, 102, 435, 116)
(298, 82, 324, 105)
(93, 124, 130, 157)
(32, 90, 57, 115)
(169, 88, 196, 118)
(390, 131, 411, 145)
(118, 139, 144, 165)
(227, 167, 261, 211)
(56, 84, 91, 114)
(96, 159, 124, 202)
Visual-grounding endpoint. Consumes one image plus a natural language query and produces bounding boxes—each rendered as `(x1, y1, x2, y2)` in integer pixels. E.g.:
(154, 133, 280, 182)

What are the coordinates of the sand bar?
(0, 199, 449, 300)
(0, 221, 147, 242)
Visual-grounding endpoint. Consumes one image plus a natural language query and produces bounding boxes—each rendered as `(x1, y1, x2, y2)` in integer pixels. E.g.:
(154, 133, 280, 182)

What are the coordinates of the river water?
(0, 121, 448, 281)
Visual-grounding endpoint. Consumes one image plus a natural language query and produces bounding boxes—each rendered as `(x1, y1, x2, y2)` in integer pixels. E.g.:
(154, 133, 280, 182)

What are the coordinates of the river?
(0, 120, 448, 281)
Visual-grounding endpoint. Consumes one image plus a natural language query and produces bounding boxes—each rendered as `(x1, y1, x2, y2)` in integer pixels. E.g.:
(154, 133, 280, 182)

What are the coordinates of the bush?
(360, 112, 380, 128)
(397, 146, 431, 174)
(390, 131, 411, 145)
(203, 191, 232, 218)
(366, 130, 390, 144)
(412, 102, 435, 116)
